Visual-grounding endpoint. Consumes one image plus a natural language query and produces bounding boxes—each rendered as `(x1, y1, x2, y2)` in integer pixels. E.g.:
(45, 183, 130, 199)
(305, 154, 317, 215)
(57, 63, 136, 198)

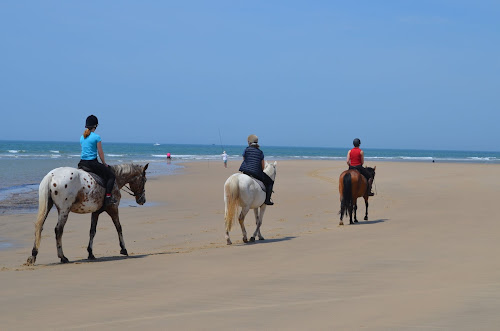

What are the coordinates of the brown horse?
(338, 166, 376, 225)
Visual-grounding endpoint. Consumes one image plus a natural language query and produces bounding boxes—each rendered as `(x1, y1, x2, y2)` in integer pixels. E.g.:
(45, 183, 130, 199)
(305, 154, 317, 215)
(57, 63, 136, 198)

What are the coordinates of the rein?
(121, 185, 141, 197)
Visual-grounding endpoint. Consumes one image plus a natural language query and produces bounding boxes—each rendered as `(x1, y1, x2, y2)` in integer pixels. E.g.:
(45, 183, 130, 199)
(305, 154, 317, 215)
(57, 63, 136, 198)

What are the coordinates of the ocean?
(1, 139, 499, 215)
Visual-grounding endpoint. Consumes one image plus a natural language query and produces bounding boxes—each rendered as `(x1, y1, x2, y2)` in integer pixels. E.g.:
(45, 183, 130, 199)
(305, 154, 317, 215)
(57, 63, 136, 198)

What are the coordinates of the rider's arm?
(97, 141, 107, 166)
(261, 159, 266, 171)
(346, 150, 351, 166)
(360, 150, 365, 166)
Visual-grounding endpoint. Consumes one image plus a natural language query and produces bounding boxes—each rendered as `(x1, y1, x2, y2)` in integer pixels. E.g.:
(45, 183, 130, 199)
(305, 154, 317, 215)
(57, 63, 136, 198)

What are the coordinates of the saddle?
(242, 173, 266, 192)
(78, 166, 106, 188)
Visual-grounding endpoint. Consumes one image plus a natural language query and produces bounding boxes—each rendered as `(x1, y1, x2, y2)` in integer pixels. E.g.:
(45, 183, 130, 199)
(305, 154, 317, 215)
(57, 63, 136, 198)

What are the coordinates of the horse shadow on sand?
(350, 218, 389, 226)
(38, 251, 176, 267)
(233, 236, 296, 246)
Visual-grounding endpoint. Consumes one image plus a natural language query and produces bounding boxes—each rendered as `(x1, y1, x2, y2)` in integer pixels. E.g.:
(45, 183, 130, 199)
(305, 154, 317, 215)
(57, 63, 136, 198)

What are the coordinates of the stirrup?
(105, 196, 117, 206)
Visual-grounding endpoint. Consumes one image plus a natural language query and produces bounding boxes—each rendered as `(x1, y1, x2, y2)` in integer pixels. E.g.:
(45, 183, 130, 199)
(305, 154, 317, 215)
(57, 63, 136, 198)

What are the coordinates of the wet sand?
(1, 160, 500, 330)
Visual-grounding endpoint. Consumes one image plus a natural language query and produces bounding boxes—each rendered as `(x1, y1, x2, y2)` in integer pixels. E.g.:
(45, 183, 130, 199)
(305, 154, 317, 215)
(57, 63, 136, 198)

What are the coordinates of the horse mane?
(111, 163, 142, 177)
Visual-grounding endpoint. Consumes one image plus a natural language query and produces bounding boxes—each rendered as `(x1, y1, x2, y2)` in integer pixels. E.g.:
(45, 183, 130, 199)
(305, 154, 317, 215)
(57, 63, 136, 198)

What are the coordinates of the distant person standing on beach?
(346, 138, 374, 196)
(239, 134, 274, 205)
(78, 115, 116, 205)
(222, 151, 228, 168)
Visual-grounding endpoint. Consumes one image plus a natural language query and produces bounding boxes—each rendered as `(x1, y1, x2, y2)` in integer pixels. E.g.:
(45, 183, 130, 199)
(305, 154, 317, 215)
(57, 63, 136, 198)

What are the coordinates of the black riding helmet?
(353, 138, 361, 147)
(85, 115, 98, 128)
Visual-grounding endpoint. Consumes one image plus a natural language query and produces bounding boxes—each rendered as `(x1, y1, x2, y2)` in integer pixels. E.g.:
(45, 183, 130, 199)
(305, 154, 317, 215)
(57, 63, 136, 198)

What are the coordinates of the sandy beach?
(1, 160, 500, 330)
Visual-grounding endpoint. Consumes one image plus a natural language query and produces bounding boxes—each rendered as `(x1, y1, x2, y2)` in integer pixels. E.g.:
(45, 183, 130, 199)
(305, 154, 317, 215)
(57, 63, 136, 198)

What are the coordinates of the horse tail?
(34, 174, 54, 251)
(224, 175, 240, 232)
(340, 172, 352, 217)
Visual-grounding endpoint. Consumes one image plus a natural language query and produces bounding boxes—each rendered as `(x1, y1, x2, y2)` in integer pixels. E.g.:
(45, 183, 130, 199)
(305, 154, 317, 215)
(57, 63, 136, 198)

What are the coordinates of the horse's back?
(44, 167, 104, 213)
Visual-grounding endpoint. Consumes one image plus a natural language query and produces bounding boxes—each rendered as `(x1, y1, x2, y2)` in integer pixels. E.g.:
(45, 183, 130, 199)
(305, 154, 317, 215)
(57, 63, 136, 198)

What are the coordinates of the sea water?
(1, 140, 499, 215)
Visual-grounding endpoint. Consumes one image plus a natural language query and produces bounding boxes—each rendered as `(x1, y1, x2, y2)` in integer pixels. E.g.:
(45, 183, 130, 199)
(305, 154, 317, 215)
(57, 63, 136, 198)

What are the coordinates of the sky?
(1, 1, 499, 151)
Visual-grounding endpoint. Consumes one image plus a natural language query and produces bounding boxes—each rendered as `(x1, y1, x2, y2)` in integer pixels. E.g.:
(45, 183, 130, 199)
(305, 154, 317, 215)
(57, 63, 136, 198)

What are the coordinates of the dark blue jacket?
(239, 146, 264, 178)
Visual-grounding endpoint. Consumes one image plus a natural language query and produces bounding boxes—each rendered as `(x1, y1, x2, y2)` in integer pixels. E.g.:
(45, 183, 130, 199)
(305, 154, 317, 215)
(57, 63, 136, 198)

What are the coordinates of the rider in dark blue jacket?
(239, 134, 274, 205)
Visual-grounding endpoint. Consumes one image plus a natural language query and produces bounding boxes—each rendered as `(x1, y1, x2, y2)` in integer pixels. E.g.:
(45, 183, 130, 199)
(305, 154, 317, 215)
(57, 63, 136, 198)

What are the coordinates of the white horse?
(224, 161, 277, 245)
(25, 163, 148, 265)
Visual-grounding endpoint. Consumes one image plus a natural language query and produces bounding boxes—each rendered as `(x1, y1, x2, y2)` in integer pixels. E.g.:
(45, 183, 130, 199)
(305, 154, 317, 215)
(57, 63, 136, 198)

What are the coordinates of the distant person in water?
(78, 115, 116, 205)
(221, 151, 228, 168)
(239, 134, 274, 205)
(346, 138, 374, 196)
(167, 152, 171, 159)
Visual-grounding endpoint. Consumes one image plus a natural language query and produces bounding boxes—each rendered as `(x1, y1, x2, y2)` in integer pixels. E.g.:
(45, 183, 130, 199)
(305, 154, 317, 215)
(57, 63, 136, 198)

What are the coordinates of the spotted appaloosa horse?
(25, 163, 148, 265)
(339, 166, 376, 225)
(224, 161, 277, 245)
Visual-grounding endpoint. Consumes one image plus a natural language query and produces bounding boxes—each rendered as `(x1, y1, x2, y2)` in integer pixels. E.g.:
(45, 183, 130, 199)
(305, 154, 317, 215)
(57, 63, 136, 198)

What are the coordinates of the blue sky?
(1, 1, 499, 151)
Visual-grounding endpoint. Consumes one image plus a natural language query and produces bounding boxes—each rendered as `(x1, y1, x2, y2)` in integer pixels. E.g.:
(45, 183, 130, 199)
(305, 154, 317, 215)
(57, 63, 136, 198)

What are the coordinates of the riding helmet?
(85, 115, 98, 128)
(247, 134, 259, 145)
(353, 138, 361, 147)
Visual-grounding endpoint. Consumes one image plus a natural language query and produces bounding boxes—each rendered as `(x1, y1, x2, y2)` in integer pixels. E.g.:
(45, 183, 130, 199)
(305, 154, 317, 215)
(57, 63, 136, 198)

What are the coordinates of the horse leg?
(250, 205, 267, 242)
(87, 211, 100, 260)
(26, 199, 53, 265)
(364, 197, 369, 221)
(239, 207, 250, 243)
(348, 203, 354, 225)
(257, 205, 266, 240)
(108, 208, 128, 256)
(54, 210, 70, 263)
(353, 202, 359, 223)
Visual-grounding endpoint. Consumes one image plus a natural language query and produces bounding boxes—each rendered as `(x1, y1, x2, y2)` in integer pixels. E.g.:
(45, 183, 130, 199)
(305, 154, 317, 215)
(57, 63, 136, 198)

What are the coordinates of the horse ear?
(144, 163, 149, 172)
(373, 166, 376, 171)
(273, 161, 277, 166)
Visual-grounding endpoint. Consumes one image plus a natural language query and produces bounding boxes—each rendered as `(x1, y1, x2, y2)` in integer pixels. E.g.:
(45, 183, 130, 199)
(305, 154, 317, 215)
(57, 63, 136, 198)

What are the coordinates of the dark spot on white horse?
(55, 191, 58, 195)
(53, 183, 57, 187)
(65, 198, 68, 200)
(65, 184, 67, 188)
(88, 185, 91, 188)
(70, 177, 73, 180)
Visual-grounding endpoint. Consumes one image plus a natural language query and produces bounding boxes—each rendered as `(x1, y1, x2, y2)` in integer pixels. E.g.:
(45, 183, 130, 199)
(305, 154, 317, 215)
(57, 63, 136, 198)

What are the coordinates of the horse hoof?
(25, 256, 36, 266)
(243, 238, 248, 243)
(120, 249, 128, 256)
(227, 240, 232, 245)
(364, 216, 368, 220)
(250, 237, 255, 242)
(354, 220, 358, 223)
(349, 221, 354, 225)
(258, 237, 265, 241)
(88, 254, 96, 260)
(60, 257, 69, 263)
(339, 222, 344, 226)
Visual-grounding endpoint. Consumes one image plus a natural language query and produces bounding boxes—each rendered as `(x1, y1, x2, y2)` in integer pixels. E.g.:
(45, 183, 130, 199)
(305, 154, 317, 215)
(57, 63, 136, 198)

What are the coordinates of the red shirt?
(350, 147, 362, 166)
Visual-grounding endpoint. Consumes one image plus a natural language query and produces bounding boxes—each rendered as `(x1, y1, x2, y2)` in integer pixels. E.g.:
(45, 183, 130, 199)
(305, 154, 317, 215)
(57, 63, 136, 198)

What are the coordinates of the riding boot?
(264, 182, 274, 205)
(104, 194, 117, 206)
(367, 178, 374, 196)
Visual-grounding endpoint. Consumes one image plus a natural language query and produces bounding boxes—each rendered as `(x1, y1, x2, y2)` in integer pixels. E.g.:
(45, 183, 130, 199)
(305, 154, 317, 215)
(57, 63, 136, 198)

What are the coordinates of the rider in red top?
(346, 138, 374, 196)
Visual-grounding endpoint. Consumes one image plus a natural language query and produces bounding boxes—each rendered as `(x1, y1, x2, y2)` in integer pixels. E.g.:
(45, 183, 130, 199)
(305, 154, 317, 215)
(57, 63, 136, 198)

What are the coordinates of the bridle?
(120, 174, 146, 200)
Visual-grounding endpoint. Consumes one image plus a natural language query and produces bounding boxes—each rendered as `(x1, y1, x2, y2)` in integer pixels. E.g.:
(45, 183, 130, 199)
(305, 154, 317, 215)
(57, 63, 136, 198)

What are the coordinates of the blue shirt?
(80, 132, 101, 160)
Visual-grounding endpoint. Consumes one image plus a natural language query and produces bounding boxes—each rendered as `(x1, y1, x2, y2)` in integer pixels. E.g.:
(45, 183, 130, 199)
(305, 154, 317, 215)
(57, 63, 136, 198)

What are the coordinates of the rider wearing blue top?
(239, 134, 274, 205)
(78, 115, 116, 205)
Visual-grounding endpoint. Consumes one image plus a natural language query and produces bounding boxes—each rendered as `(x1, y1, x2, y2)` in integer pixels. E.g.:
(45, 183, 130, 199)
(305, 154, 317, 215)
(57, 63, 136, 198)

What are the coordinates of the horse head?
(263, 161, 277, 181)
(366, 166, 376, 179)
(129, 163, 148, 205)
(114, 163, 149, 205)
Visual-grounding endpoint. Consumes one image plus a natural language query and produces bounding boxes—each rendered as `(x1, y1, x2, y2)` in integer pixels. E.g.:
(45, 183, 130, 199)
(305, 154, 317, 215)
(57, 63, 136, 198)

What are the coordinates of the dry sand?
(1, 160, 500, 330)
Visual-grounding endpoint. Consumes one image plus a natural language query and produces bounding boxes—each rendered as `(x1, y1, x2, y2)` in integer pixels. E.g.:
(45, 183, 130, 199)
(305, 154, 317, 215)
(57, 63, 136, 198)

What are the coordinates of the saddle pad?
(251, 177, 266, 192)
(87, 172, 106, 188)
(78, 166, 106, 188)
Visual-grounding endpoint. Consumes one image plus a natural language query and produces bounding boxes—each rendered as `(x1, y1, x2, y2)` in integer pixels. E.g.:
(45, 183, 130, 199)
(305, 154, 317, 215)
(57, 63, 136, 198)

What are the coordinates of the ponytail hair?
(83, 128, 91, 139)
